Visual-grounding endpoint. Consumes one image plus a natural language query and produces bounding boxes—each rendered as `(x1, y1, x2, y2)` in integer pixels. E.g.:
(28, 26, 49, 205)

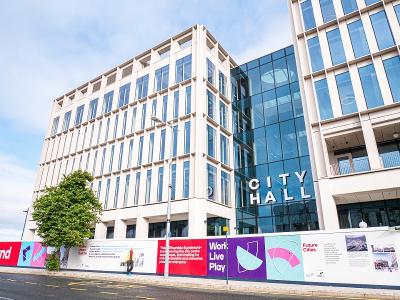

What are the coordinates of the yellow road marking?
(100, 291, 118, 295)
(70, 287, 87, 291)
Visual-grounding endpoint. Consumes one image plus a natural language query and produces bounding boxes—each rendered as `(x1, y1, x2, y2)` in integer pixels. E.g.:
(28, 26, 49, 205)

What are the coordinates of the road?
(0, 272, 329, 300)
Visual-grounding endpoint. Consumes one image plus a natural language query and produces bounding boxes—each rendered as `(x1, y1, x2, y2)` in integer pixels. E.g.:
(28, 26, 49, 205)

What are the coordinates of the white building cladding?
(288, 0, 400, 230)
(23, 25, 236, 240)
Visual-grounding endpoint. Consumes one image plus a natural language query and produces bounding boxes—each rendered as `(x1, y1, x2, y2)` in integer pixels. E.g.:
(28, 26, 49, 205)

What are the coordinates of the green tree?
(32, 170, 102, 270)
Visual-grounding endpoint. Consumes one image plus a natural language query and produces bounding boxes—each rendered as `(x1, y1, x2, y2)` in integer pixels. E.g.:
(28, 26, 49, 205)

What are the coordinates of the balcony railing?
(330, 157, 370, 176)
(380, 152, 400, 169)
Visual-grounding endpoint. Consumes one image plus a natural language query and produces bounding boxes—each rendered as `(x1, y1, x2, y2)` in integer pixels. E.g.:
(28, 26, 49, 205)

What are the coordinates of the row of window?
(307, 8, 399, 73)
(207, 163, 231, 205)
(206, 89, 229, 129)
(301, 0, 398, 31)
(97, 161, 190, 210)
(314, 56, 400, 120)
(206, 58, 227, 97)
(207, 125, 230, 165)
(50, 85, 192, 137)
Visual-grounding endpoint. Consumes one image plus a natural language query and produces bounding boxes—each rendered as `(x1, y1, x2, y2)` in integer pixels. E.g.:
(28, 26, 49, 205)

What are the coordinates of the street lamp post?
(151, 115, 173, 278)
(21, 208, 29, 240)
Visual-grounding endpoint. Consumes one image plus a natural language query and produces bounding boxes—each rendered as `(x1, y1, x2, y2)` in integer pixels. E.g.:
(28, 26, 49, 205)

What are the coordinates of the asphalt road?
(0, 272, 329, 300)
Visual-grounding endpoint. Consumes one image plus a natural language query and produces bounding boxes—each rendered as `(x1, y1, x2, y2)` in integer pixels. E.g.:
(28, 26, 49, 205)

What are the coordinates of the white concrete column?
(114, 219, 126, 239)
(318, 179, 340, 230)
(94, 222, 107, 239)
(360, 118, 381, 170)
(188, 198, 207, 237)
(135, 216, 149, 239)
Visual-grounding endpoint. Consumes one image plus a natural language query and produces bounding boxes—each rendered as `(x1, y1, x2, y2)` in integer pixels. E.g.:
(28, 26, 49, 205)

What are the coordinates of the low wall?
(2, 228, 400, 286)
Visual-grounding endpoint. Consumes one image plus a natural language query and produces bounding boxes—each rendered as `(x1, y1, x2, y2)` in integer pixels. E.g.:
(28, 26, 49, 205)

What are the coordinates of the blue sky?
(0, 0, 291, 240)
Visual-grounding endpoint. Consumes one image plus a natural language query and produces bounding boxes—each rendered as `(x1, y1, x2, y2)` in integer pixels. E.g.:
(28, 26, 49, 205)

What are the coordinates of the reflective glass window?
(395, 5, 400, 24)
(314, 78, 334, 120)
(207, 125, 216, 158)
(133, 172, 140, 205)
(326, 28, 346, 65)
(307, 36, 324, 72)
(145, 169, 152, 204)
(113, 176, 120, 208)
(103, 91, 114, 114)
(162, 95, 168, 122)
(172, 125, 178, 157)
(182, 161, 190, 199)
(273, 58, 289, 88)
(88, 98, 98, 120)
(253, 127, 267, 165)
(295, 117, 309, 157)
(185, 86, 191, 115)
(207, 164, 217, 201)
(140, 103, 146, 130)
(148, 133, 154, 163)
(320, 0, 336, 23)
(75, 105, 84, 126)
(291, 82, 303, 118)
(207, 90, 216, 120)
(137, 136, 144, 166)
(154, 65, 169, 92)
(263, 90, 278, 125)
(135, 74, 149, 100)
(220, 134, 229, 165)
(159, 129, 166, 160)
(118, 83, 130, 108)
(280, 119, 299, 160)
(173, 90, 179, 119)
(286, 54, 298, 84)
(207, 58, 215, 85)
(335, 71, 358, 114)
(251, 94, 264, 128)
(50, 116, 59, 136)
(348, 19, 370, 58)
(383, 56, 400, 102)
(276, 85, 293, 121)
(341, 0, 358, 14)
(358, 63, 384, 108)
(260, 62, 275, 92)
(221, 171, 230, 205)
(248, 67, 261, 96)
(365, 0, 380, 6)
(184, 121, 191, 154)
(157, 167, 164, 202)
(301, 0, 316, 31)
(370, 10, 395, 50)
(175, 54, 191, 83)
(266, 123, 282, 162)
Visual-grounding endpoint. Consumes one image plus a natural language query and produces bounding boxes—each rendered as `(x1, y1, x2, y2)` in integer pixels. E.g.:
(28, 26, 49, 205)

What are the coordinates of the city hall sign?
(248, 170, 311, 205)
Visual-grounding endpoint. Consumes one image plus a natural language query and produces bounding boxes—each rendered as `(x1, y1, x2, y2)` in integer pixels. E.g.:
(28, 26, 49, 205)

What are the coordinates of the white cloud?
(0, 153, 36, 241)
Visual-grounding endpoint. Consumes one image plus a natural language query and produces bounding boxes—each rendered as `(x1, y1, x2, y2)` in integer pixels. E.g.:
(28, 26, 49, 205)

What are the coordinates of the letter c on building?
(248, 179, 260, 191)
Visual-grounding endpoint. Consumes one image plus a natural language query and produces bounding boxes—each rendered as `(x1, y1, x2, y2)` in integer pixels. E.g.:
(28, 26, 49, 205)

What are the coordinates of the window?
(184, 121, 191, 154)
(358, 63, 384, 108)
(281, 119, 299, 160)
(207, 164, 217, 201)
(173, 91, 179, 119)
(341, 0, 358, 14)
(137, 136, 144, 166)
(118, 83, 130, 108)
(123, 174, 130, 207)
(206, 58, 215, 85)
(126, 224, 136, 238)
(248, 67, 261, 96)
(365, 0, 380, 6)
(207, 125, 216, 158)
(219, 71, 226, 96)
(151, 99, 157, 125)
(172, 125, 178, 157)
(92, 150, 98, 175)
(148, 220, 188, 238)
(182, 161, 190, 199)
(335, 71, 358, 114)
(314, 78, 334, 120)
(96, 121, 102, 145)
(133, 172, 140, 206)
(113, 115, 119, 139)
(221, 171, 230, 205)
(105, 118, 110, 141)
(104, 178, 111, 209)
(113, 176, 120, 208)
(220, 134, 229, 165)
(162, 95, 168, 122)
(175, 54, 192, 83)
(155, 65, 169, 92)
(106, 226, 114, 239)
(326, 28, 346, 65)
(395, 5, 400, 24)
(62, 111, 71, 132)
(100, 148, 106, 175)
(170, 163, 176, 200)
(51, 116, 60, 136)
(131, 107, 137, 133)
(122, 111, 128, 136)
(383, 56, 400, 102)
(157, 167, 164, 202)
(97, 181, 102, 199)
(307, 36, 324, 72)
(117, 142, 124, 170)
(88, 98, 98, 120)
(220, 101, 228, 129)
(89, 124, 95, 147)
(148, 133, 154, 163)
(185, 86, 191, 115)
(75, 105, 84, 126)
(135, 74, 149, 100)
(160, 129, 166, 160)
(370, 10, 395, 50)
(320, 0, 336, 23)
(145, 169, 152, 204)
(103, 91, 114, 114)
(301, 0, 316, 31)
(140, 103, 146, 129)
(207, 90, 216, 119)
(109, 145, 115, 173)
(348, 19, 370, 58)
(127, 139, 134, 168)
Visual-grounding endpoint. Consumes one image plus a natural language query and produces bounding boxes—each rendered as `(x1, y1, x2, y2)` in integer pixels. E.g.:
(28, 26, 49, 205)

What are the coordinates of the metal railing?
(330, 157, 371, 176)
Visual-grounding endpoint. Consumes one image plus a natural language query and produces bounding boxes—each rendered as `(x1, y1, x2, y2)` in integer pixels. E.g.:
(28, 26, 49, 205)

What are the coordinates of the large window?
(148, 133, 154, 163)
(62, 111, 71, 132)
(335, 71, 358, 115)
(395, 5, 400, 24)
(300, 0, 316, 31)
(123, 174, 130, 207)
(162, 95, 168, 122)
(126, 224, 136, 238)
(50, 116, 59, 136)
(75, 105, 85, 126)
(113, 115, 119, 140)
(370, 10, 395, 50)
(358, 63, 384, 109)
(157, 167, 164, 202)
(314, 78, 334, 120)
(383, 56, 400, 103)
(341, 0, 358, 15)
(133, 172, 140, 206)
(207, 125, 216, 158)
(104, 178, 111, 209)
(88, 98, 98, 120)
(117, 142, 124, 170)
(155, 65, 169, 92)
(170, 163, 177, 200)
(100, 148, 106, 175)
(307, 36, 324, 72)
(103, 91, 114, 114)
(137, 136, 144, 166)
(206, 58, 215, 85)
(175, 54, 191, 83)
(348, 19, 370, 58)
(182, 161, 190, 199)
(220, 101, 228, 129)
(135, 74, 149, 100)
(173, 90, 179, 119)
(319, 0, 336, 23)
(106, 226, 114, 239)
(151, 99, 157, 125)
(109, 145, 115, 173)
(326, 28, 346, 65)
(140, 103, 146, 130)
(184, 121, 191, 154)
(207, 90, 216, 119)
(113, 176, 120, 208)
(219, 71, 226, 96)
(207, 164, 217, 201)
(221, 171, 230, 205)
(127, 139, 133, 168)
(131, 107, 137, 133)
(122, 111, 128, 136)
(145, 169, 152, 204)
(220, 134, 229, 165)
(159, 129, 166, 160)
(148, 220, 188, 238)
(364, 0, 380, 6)
(172, 125, 178, 157)
(185, 86, 191, 115)
(118, 83, 130, 108)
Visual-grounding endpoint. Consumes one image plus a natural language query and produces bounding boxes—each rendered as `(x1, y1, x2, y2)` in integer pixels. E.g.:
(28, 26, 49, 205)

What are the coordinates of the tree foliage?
(32, 170, 102, 250)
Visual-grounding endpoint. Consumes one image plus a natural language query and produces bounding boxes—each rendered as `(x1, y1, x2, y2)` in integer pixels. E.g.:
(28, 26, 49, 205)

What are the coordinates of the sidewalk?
(1, 266, 399, 299)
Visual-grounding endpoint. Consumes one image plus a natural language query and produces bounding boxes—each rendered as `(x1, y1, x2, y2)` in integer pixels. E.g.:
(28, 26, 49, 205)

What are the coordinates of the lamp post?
(151, 115, 173, 278)
(21, 208, 29, 240)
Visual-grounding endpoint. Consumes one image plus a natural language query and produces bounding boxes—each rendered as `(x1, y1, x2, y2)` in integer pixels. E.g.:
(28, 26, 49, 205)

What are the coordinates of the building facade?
(288, 0, 400, 230)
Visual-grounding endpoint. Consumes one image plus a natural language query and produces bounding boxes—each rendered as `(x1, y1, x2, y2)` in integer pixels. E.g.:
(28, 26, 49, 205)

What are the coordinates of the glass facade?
(358, 63, 384, 109)
(341, 0, 358, 15)
(232, 46, 319, 234)
(370, 10, 395, 51)
(326, 28, 346, 66)
(301, 0, 316, 31)
(335, 71, 358, 115)
(383, 56, 400, 103)
(348, 19, 370, 58)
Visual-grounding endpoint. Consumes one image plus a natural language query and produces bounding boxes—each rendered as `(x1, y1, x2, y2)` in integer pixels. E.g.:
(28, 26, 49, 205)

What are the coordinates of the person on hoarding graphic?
(126, 248, 134, 275)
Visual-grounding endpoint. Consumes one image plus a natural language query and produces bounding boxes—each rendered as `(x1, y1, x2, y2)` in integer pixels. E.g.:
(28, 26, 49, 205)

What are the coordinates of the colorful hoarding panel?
(66, 240, 158, 273)
(17, 241, 47, 268)
(0, 241, 22, 266)
(157, 239, 207, 276)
